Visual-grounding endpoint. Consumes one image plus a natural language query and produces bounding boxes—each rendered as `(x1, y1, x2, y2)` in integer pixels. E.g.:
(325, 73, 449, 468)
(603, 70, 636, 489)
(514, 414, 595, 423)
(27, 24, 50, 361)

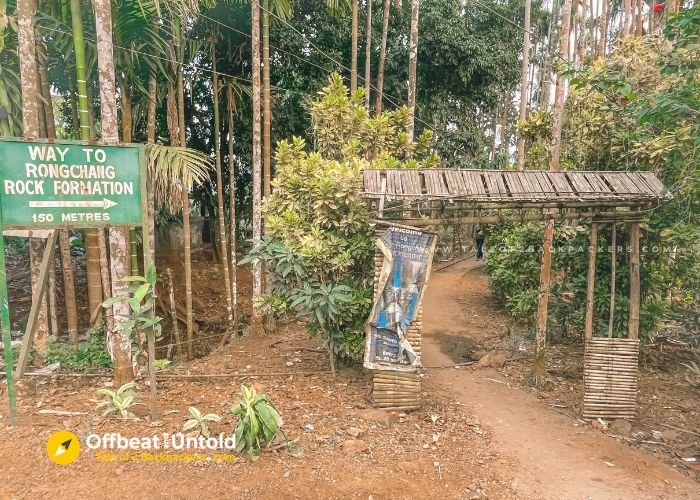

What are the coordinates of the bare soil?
(0, 255, 699, 499)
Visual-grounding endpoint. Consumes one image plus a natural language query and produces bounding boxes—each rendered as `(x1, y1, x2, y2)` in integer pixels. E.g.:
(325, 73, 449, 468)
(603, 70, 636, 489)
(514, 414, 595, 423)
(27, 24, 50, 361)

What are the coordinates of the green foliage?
(96, 381, 140, 419)
(45, 331, 113, 371)
(182, 407, 221, 438)
(491, 9, 700, 341)
(229, 385, 283, 453)
(246, 74, 436, 360)
(102, 264, 162, 341)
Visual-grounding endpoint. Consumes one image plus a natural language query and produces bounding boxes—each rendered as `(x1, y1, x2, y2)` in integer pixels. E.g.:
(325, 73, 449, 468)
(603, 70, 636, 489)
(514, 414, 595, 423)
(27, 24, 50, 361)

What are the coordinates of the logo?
(47, 430, 81, 464)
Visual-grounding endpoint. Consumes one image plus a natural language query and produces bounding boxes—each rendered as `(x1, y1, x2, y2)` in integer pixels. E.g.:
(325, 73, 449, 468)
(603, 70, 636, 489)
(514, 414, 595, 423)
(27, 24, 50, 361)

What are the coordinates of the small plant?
(229, 385, 283, 453)
(182, 407, 221, 438)
(96, 381, 140, 418)
(102, 264, 162, 341)
(154, 359, 171, 370)
(45, 330, 112, 371)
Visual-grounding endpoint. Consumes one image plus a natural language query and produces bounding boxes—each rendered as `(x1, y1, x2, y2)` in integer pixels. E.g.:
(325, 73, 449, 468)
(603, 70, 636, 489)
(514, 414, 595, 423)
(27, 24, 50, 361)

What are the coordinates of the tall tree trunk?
(251, 0, 263, 323)
(550, 0, 572, 171)
(146, 73, 157, 266)
(351, 0, 358, 93)
(59, 232, 78, 346)
(262, 0, 271, 199)
(599, 0, 608, 57)
(70, 0, 103, 324)
(635, 0, 643, 36)
(18, 0, 50, 363)
(120, 81, 132, 143)
(541, 0, 559, 107)
(211, 44, 235, 339)
(227, 87, 239, 338)
(38, 34, 80, 348)
(18, 0, 39, 138)
(499, 93, 509, 166)
(406, 0, 420, 143)
(532, 0, 572, 387)
(173, 18, 194, 358)
(38, 36, 64, 347)
(580, 0, 588, 62)
(94, 0, 133, 385)
(375, 0, 390, 116)
(516, 0, 532, 171)
(37, 41, 55, 139)
(623, 0, 631, 36)
(589, 0, 596, 57)
(364, 0, 373, 110)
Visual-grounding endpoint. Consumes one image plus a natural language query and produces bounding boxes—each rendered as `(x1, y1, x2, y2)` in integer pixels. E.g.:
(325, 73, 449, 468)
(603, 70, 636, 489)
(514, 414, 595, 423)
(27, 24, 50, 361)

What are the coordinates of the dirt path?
(421, 258, 700, 500)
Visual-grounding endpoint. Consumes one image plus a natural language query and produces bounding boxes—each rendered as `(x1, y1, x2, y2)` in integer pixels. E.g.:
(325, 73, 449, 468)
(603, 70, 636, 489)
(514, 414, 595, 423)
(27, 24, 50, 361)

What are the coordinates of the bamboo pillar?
(607, 223, 616, 338)
(584, 223, 598, 340)
(628, 221, 640, 339)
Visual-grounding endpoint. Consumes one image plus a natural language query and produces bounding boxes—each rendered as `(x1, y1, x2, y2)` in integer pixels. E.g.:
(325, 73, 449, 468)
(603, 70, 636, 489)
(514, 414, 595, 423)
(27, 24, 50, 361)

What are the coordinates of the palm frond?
(146, 144, 213, 208)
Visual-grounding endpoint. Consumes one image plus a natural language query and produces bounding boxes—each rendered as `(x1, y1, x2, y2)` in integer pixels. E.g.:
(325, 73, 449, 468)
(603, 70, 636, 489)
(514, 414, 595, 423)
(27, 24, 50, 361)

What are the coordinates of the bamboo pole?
(608, 223, 617, 338)
(584, 223, 598, 340)
(628, 222, 640, 339)
(166, 268, 183, 359)
(97, 230, 114, 332)
(47, 257, 58, 340)
(59, 232, 78, 347)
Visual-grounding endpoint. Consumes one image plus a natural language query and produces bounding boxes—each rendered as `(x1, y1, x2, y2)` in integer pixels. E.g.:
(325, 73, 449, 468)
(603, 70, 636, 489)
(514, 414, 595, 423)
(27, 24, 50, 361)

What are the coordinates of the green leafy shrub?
(229, 385, 283, 453)
(182, 407, 221, 438)
(245, 74, 440, 362)
(45, 330, 112, 371)
(96, 381, 140, 418)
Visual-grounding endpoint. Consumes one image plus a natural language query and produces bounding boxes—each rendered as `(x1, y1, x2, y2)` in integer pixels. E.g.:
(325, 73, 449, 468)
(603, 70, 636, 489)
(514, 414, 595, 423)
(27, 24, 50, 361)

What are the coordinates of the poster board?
(364, 225, 437, 372)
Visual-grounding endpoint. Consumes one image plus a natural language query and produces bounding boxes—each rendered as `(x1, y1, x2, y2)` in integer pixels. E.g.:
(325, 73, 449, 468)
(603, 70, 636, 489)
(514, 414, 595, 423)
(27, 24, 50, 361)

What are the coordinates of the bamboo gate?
(362, 168, 670, 420)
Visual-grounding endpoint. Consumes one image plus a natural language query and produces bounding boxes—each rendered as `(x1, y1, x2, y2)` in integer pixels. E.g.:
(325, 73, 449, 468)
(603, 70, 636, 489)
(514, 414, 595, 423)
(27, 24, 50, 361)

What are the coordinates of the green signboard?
(0, 139, 143, 229)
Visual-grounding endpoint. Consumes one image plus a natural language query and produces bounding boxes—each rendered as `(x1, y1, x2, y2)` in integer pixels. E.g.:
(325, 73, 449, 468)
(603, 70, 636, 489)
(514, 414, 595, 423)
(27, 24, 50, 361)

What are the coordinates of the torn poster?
(364, 225, 437, 372)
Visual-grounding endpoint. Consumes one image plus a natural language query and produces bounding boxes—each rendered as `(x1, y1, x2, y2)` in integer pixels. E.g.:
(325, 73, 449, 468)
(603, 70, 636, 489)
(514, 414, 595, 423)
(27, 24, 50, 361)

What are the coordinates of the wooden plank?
(600, 173, 628, 196)
(586, 173, 614, 195)
(494, 172, 508, 200)
(523, 172, 545, 198)
(15, 231, 58, 378)
(465, 171, 485, 196)
(404, 170, 422, 195)
(549, 172, 574, 197)
(363, 170, 380, 194)
(567, 172, 596, 196)
(624, 172, 653, 195)
(627, 172, 657, 196)
(614, 172, 641, 194)
(535, 172, 557, 195)
(423, 170, 439, 196)
(482, 171, 497, 197)
(503, 172, 526, 200)
(443, 170, 460, 196)
(448, 170, 467, 195)
(638, 172, 665, 195)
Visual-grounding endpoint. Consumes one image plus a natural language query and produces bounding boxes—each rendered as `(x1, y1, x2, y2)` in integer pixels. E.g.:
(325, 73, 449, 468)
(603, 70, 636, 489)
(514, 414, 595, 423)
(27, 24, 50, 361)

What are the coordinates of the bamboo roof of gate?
(362, 169, 669, 210)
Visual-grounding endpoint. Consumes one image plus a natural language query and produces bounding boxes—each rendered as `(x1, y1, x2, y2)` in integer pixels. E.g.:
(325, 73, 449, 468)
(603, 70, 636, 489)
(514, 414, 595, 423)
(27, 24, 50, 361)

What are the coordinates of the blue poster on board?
(364, 225, 436, 371)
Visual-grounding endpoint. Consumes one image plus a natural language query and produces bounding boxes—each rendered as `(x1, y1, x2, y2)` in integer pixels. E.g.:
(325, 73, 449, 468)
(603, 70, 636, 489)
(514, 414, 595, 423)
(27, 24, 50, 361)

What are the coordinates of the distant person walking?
(475, 224, 485, 260)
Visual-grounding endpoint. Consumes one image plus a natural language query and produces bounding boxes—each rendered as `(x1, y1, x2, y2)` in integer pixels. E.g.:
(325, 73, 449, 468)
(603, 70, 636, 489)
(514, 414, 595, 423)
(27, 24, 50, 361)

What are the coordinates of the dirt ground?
(1, 255, 699, 499)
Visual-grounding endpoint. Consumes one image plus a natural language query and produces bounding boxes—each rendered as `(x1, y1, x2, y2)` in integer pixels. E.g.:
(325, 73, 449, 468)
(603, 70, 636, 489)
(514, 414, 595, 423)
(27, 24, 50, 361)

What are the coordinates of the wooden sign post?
(0, 138, 154, 424)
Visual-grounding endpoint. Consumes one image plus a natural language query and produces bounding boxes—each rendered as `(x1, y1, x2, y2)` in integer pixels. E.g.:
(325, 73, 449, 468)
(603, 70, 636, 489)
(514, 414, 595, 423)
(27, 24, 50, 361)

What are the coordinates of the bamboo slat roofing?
(362, 169, 669, 208)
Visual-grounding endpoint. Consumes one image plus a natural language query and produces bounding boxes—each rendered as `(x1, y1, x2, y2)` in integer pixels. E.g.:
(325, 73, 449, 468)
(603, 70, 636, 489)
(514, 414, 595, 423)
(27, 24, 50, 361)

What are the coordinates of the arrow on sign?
(29, 198, 118, 209)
